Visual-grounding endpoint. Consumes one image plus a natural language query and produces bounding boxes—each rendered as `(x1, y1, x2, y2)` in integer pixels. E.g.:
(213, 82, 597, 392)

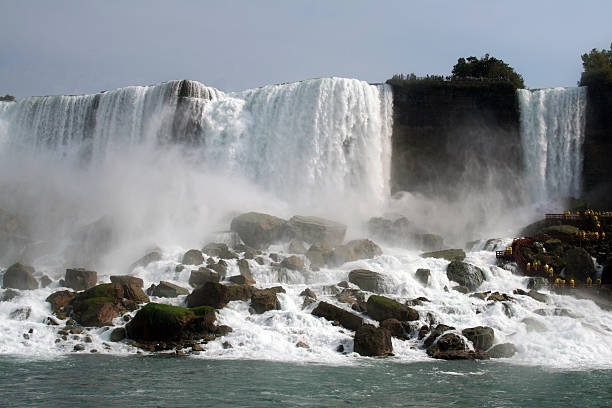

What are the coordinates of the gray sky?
(1, 0, 611, 98)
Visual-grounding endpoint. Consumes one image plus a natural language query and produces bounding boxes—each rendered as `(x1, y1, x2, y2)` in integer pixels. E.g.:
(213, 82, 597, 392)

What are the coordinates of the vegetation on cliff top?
(579, 43, 612, 87)
(0, 94, 16, 102)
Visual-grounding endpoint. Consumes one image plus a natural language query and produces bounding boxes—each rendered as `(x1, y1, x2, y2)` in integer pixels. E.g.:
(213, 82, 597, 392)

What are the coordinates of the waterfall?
(518, 87, 587, 202)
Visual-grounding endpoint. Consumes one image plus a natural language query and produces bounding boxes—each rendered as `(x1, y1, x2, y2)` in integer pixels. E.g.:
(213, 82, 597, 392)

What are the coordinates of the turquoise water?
(1, 356, 610, 407)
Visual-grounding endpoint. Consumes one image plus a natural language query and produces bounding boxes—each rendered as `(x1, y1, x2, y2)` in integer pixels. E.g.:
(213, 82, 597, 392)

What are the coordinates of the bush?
(451, 54, 525, 89)
(0, 94, 16, 102)
(579, 43, 612, 87)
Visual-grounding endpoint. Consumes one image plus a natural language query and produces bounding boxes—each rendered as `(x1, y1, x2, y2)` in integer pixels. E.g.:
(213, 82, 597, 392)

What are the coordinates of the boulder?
(426, 332, 489, 360)
(311, 301, 363, 331)
(208, 262, 228, 279)
(126, 303, 196, 341)
(345, 239, 383, 260)
(446, 261, 484, 291)
(250, 290, 280, 314)
(306, 241, 334, 269)
(541, 225, 579, 240)
(461, 326, 495, 351)
(128, 251, 162, 272)
(421, 249, 466, 261)
(40, 275, 53, 288)
(181, 249, 204, 266)
(488, 343, 517, 358)
(562, 247, 595, 282)
(237, 259, 251, 277)
(423, 324, 455, 348)
(186, 282, 253, 308)
(366, 295, 418, 322)
(230, 212, 289, 250)
(527, 290, 548, 303)
(147, 281, 190, 298)
(63, 268, 97, 291)
(110, 275, 144, 289)
(381, 318, 407, 339)
(202, 243, 239, 260)
(453, 285, 470, 294)
(70, 283, 128, 326)
(121, 284, 150, 304)
(189, 268, 220, 287)
(288, 215, 346, 246)
(288, 240, 307, 254)
(328, 244, 357, 266)
(110, 327, 126, 342)
(415, 268, 431, 286)
(2, 263, 38, 290)
(348, 269, 385, 293)
(300, 288, 316, 299)
(233, 244, 259, 259)
(46, 290, 77, 313)
(527, 277, 548, 291)
(229, 275, 256, 285)
(353, 324, 393, 357)
(280, 255, 305, 271)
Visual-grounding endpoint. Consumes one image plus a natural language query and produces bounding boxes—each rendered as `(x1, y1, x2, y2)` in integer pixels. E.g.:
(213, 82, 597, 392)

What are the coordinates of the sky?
(1, 0, 611, 98)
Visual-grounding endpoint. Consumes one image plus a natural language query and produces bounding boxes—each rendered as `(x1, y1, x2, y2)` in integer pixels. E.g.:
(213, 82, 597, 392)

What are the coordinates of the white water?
(518, 87, 587, 203)
(0, 79, 609, 370)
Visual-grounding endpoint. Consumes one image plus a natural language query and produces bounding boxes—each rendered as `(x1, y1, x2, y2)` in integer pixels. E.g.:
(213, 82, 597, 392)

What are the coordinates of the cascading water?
(518, 87, 587, 203)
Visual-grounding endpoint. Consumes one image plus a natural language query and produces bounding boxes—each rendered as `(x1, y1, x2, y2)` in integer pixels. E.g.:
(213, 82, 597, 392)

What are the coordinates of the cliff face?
(389, 81, 522, 200)
(583, 84, 612, 209)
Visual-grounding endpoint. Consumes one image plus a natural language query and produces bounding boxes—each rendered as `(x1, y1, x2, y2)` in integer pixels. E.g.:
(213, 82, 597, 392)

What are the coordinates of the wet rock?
(423, 324, 455, 348)
(9, 307, 31, 320)
(208, 262, 228, 279)
(233, 244, 258, 259)
(336, 344, 345, 352)
(147, 281, 190, 298)
(488, 343, 517, 358)
(186, 282, 253, 308)
(415, 268, 431, 285)
(527, 277, 548, 291)
(513, 288, 528, 296)
(346, 239, 383, 259)
(337, 288, 365, 304)
(40, 275, 53, 288)
(305, 241, 334, 269)
(288, 240, 307, 254)
(366, 295, 418, 322)
(181, 249, 204, 266)
(2, 263, 38, 290)
(230, 212, 289, 250)
(63, 268, 97, 291)
(110, 327, 126, 342)
(562, 247, 595, 282)
(128, 251, 162, 273)
(354, 324, 393, 357)
(280, 255, 305, 271)
(126, 303, 196, 341)
(405, 297, 430, 307)
(452, 285, 469, 294)
(46, 290, 77, 313)
(470, 291, 490, 300)
(527, 290, 548, 303)
(250, 290, 280, 313)
(229, 275, 256, 285)
(351, 301, 367, 313)
(295, 341, 309, 349)
(192, 343, 204, 352)
(202, 243, 239, 260)
(426, 333, 489, 359)
(522, 317, 547, 332)
(462, 326, 495, 351)
(381, 318, 407, 339)
(288, 215, 346, 246)
(110, 275, 144, 289)
(302, 297, 316, 309)
(1, 288, 19, 302)
(255, 257, 265, 265)
(299, 288, 316, 299)
(237, 259, 251, 277)
(189, 268, 220, 287)
(73, 344, 85, 352)
(421, 249, 466, 261)
(71, 283, 125, 326)
(446, 261, 484, 291)
(487, 292, 510, 302)
(312, 301, 363, 331)
(348, 269, 385, 293)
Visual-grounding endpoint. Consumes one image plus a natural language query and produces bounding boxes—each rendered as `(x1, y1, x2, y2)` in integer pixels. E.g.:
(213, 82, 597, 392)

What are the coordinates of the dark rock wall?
(583, 85, 612, 209)
(389, 81, 522, 200)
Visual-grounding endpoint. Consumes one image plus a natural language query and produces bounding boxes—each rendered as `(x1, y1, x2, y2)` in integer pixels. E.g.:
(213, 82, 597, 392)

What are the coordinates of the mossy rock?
(421, 249, 466, 261)
(366, 295, 418, 322)
(126, 302, 195, 341)
(190, 305, 216, 316)
(72, 296, 118, 327)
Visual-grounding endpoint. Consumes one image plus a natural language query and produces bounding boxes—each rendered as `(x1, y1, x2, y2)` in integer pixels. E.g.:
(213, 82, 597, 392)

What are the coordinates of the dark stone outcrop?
(348, 269, 385, 293)
(46, 290, 77, 313)
(181, 249, 204, 266)
(381, 318, 408, 339)
(446, 261, 484, 291)
(488, 342, 517, 358)
(63, 268, 97, 291)
(110, 275, 144, 289)
(230, 212, 289, 250)
(415, 268, 431, 285)
(366, 295, 418, 322)
(186, 282, 253, 308)
(288, 215, 346, 246)
(126, 303, 196, 341)
(250, 290, 280, 314)
(229, 275, 256, 285)
(189, 268, 220, 287)
(2, 263, 38, 290)
(421, 249, 466, 261)
(353, 324, 393, 357)
(311, 301, 363, 331)
(280, 255, 305, 271)
(306, 241, 334, 269)
(202, 243, 239, 260)
(423, 324, 455, 348)
(562, 247, 594, 282)
(461, 326, 495, 351)
(147, 281, 189, 298)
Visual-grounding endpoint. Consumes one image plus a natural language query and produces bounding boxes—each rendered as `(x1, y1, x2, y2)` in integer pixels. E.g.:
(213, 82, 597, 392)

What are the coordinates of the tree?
(579, 43, 612, 87)
(451, 54, 525, 89)
(0, 94, 16, 102)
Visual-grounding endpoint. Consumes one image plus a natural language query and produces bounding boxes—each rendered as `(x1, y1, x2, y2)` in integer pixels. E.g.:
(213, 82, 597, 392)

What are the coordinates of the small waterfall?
(518, 87, 587, 202)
